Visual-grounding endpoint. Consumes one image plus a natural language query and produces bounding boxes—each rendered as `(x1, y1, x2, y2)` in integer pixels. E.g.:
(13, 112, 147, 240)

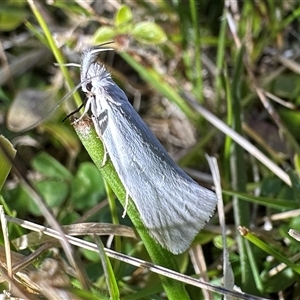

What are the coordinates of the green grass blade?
(0, 135, 16, 192)
(230, 46, 257, 293)
(27, 0, 81, 108)
(94, 235, 120, 300)
(240, 227, 300, 275)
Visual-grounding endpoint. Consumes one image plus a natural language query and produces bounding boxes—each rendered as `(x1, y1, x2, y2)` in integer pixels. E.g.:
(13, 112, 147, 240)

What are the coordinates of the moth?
(79, 47, 218, 254)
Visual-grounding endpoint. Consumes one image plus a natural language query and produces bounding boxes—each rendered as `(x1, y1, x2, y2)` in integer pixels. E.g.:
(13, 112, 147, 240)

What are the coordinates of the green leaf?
(132, 21, 167, 44)
(0, 6, 28, 31)
(70, 162, 106, 210)
(279, 108, 300, 137)
(27, 180, 69, 216)
(115, 4, 132, 27)
(261, 176, 283, 196)
(31, 152, 72, 180)
(37, 180, 68, 207)
(213, 235, 235, 249)
(0, 136, 16, 191)
(81, 247, 101, 263)
(263, 268, 296, 294)
(93, 26, 116, 44)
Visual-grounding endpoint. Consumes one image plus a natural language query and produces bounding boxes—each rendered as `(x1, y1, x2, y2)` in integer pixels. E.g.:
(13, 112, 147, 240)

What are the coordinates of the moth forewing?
(80, 48, 218, 254)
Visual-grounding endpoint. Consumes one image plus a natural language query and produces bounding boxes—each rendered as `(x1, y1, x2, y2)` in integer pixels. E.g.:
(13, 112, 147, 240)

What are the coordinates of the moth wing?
(93, 85, 218, 254)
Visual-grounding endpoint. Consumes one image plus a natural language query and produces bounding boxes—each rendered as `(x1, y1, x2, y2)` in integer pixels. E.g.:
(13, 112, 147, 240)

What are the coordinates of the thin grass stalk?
(230, 46, 257, 293)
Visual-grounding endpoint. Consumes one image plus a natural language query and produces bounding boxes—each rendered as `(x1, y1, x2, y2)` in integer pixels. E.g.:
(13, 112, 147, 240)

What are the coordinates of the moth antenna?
(93, 41, 115, 51)
(18, 80, 83, 132)
(90, 47, 114, 55)
(62, 102, 85, 123)
(19, 72, 108, 132)
(54, 62, 81, 68)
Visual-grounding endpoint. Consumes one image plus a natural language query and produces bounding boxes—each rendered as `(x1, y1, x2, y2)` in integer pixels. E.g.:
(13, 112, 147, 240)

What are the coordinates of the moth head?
(83, 63, 113, 91)
(86, 81, 93, 92)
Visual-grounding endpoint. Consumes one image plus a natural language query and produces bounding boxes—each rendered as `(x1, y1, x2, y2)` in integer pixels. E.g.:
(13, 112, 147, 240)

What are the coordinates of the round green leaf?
(132, 21, 167, 45)
(115, 5, 132, 27)
(31, 152, 72, 180)
(28, 180, 69, 216)
(70, 162, 105, 210)
(0, 7, 28, 31)
(279, 108, 300, 137)
(93, 26, 116, 44)
(213, 235, 235, 249)
(81, 247, 101, 263)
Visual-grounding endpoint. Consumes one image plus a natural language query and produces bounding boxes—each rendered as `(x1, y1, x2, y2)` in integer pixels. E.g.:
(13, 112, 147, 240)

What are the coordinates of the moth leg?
(122, 192, 130, 218)
(75, 96, 93, 123)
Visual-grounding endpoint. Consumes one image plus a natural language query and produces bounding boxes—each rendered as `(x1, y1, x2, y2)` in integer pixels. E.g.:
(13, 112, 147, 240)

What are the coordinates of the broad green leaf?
(31, 152, 72, 180)
(132, 21, 167, 44)
(0, 136, 16, 191)
(82, 248, 101, 263)
(279, 108, 300, 137)
(70, 162, 105, 210)
(263, 268, 295, 294)
(213, 235, 235, 249)
(0, 6, 28, 31)
(93, 26, 116, 44)
(26, 180, 69, 216)
(115, 4, 132, 26)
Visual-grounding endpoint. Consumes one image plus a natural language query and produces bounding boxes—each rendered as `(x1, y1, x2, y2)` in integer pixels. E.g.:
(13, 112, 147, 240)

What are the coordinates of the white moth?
(80, 47, 218, 254)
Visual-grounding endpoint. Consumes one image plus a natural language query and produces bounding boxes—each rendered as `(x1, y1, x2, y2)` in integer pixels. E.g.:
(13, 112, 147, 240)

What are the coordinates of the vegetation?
(1, 1, 300, 299)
